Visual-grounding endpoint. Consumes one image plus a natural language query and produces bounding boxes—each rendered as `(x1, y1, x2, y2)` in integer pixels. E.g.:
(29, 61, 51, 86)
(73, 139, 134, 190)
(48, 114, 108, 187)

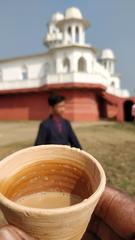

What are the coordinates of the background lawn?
(0, 120, 135, 229)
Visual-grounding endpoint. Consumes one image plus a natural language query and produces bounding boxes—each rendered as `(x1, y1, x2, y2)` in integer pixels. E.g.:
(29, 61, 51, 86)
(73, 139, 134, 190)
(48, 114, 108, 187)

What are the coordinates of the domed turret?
(44, 7, 90, 49)
(65, 7, 82, 20)
(52, 12, 64, 22)
(100, 49, 115, 75)
(56, 7, 90, 45)
(101, 49, 115, 60)
(44, 12, 64, 48)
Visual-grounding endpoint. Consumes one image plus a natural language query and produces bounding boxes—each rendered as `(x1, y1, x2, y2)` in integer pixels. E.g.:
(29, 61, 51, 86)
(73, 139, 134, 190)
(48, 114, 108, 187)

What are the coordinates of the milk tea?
(16, 192, 83, 209)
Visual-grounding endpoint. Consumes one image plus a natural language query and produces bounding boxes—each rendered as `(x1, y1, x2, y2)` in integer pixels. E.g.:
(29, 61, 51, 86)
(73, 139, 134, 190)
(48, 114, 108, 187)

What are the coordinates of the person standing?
(34, 94, 82, 149)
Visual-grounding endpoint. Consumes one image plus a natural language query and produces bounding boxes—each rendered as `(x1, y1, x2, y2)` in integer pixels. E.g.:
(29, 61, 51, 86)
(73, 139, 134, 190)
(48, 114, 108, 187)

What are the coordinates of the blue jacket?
(34, 116, 82, 149)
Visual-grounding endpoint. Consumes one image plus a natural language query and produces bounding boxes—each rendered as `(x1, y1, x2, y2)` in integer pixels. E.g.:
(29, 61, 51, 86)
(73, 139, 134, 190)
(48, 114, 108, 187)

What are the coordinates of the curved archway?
(63, 58, 70, 73)
(78, 57, 87, 72)
(124, 100, 134, 122)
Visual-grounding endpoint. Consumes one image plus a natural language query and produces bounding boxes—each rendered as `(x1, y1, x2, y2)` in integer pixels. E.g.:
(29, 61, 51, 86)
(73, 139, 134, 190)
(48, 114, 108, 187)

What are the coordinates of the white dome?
(65, 7, 82, 19)
(52, 12, 64, 22)
(101, 49, 115, 60)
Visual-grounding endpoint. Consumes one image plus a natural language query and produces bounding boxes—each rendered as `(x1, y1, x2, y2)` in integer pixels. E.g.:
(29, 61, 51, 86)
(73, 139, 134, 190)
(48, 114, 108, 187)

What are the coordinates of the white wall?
(0, 55, 52, 82)
(54, 47, 95, 74)
(0, 46, 130, 97)
(3, 66, 21, 81)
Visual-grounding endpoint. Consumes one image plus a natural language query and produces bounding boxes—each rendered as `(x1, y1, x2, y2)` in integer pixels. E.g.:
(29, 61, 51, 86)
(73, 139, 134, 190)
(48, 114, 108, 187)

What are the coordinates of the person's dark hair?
(48, 95, 66, 107)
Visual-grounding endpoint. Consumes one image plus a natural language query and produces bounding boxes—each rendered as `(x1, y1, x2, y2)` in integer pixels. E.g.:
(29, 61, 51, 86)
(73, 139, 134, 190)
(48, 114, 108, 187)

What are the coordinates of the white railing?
(0, 78, 43, 90)
(47, 73, 108, 86)
(0, 72, 109, 91)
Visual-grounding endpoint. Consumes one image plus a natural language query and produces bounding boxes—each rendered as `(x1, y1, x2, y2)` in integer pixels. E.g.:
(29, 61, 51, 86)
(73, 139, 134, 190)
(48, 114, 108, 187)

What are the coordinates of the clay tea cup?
(0, 145, 106, 240)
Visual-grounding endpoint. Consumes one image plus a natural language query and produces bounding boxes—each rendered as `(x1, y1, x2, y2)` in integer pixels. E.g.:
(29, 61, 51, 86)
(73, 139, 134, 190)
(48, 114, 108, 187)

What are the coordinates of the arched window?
(75, 26, 79, 42)
(111, 81, 115, 87)
(22, 65, 28, 80)
(67, 26, 71, 35)
(67, 26, 72, 43)
(63, 58, 70, 73)
(78, 57, 87, 72)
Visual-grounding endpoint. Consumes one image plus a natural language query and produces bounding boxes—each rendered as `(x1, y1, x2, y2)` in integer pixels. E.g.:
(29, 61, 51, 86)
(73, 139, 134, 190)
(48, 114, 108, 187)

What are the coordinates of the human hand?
(83, 187, 135, 240)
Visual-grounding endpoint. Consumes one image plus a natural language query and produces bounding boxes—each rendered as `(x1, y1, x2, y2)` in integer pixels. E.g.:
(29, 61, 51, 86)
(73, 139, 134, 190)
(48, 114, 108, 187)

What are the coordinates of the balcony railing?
(0, 72, 109, 91)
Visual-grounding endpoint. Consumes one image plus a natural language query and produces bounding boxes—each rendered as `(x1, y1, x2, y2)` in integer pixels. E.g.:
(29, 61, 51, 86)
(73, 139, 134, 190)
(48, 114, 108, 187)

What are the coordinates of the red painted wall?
(1, 86, 134, 121)
(0, 92, 49, 120)
(0, 89, 100, 121)
(106, 102, 117, 120)
(70, 89, 100, 121)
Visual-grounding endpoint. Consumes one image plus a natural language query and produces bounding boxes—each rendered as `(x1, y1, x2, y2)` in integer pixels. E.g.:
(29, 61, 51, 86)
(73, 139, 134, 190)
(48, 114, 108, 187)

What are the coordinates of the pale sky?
(0, 0, 134, 94)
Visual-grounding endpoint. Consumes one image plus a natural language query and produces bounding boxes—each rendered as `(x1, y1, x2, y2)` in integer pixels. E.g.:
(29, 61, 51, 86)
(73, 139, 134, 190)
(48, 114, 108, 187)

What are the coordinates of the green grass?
(0, 121, 134, 196)
(77, 122, 135, 196)
(0, 121, 135, 231)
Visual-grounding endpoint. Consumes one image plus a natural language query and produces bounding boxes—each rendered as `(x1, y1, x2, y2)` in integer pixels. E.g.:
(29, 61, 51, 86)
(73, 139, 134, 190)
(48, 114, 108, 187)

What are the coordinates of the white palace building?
(0, 7, 134, 122)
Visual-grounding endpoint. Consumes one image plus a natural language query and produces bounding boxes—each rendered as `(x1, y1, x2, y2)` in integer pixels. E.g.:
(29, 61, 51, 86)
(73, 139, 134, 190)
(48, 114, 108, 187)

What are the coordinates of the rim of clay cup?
(0, 145, 106, 216)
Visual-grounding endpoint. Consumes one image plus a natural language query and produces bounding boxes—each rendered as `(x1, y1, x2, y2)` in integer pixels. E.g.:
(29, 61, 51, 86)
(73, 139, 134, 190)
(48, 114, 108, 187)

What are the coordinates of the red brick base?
(0, 84, 135, 121)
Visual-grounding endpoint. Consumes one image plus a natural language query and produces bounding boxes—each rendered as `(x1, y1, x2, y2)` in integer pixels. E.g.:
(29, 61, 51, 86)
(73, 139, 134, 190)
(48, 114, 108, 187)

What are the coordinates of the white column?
(83, 29, 85, 43)
(79, 26, 85, 44)
(56, 56, 62, 73)
(63, 28, 66, 44)
(111, 62, 115, 75)
(69, 53, 78, 72)
(106, 61, 110, 72)
(92, 61, 94, 73)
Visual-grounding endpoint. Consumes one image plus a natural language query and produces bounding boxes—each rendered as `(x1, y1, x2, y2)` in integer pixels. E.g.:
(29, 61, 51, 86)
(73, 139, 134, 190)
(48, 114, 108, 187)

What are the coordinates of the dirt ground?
(0, 120, 135, 234)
